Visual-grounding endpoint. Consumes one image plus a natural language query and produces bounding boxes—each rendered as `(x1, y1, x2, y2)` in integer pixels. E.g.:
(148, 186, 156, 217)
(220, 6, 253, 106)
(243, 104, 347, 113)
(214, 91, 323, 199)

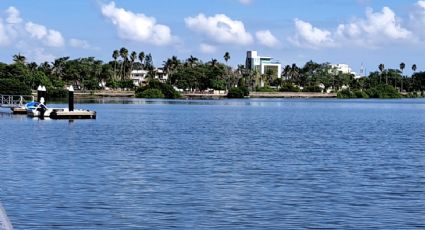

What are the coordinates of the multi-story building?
(245, 51, 282, 78)
(130, 69, 168, 86)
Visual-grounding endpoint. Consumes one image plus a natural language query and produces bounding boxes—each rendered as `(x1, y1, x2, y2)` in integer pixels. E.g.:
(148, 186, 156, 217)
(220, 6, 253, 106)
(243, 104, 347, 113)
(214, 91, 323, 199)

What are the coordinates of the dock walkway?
(0, 95, 24, 108)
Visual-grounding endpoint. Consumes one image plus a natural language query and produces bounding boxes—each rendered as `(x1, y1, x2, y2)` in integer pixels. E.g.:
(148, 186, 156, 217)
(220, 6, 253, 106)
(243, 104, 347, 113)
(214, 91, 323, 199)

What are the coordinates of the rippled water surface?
(1, 98, 425, 229)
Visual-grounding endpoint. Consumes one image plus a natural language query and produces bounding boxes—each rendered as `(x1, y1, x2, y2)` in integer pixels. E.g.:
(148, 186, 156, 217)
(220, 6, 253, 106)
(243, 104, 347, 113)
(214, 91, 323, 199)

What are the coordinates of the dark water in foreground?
(1, 98, 425, 229)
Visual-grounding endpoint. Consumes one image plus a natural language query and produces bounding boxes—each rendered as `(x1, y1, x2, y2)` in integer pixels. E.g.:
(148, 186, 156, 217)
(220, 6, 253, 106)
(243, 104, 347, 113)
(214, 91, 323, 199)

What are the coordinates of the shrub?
(227, 87, 246, 98)
(239, 86, 250, 97)
(135, 80, 181, 99)
(303, 85, 322, 93)
(118, 80, 135, 90)
(138, 88, 164, 98)
(83, 79, 101, 90)
(280, 83, 301, 92)
(256, 86, 276, 92)
(337, 89, 355, 99)
(0, 78, 31, 95)
(353, 90, 369, 99)
(365, 85, 401, 99)
(46, 87, 68, 99)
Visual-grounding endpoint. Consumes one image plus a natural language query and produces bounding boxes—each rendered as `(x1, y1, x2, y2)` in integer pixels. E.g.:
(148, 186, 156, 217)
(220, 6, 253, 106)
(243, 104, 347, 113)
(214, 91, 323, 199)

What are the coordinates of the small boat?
(26, 102, 65, 118)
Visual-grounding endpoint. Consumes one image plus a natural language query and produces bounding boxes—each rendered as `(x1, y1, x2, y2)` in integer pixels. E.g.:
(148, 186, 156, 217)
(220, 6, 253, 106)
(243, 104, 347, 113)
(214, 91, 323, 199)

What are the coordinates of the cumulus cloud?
(0, 19, 9, 45)
(409, 0, 425, 39)
(185, 13, 253, 45)
(290, 6, 412, 49)
(25, 21, 65, 47)
(0, 6, 90, 63)
(239, 0, 252, 5)
(336, 7, 411, 46)
(199, 43, 217, 54)
(6, 6, 22, 24)
(69, 38, 92, 49)
(255, 30, 280, 47)
(290, 19, 335, 48)
(100, 1, 174, 46)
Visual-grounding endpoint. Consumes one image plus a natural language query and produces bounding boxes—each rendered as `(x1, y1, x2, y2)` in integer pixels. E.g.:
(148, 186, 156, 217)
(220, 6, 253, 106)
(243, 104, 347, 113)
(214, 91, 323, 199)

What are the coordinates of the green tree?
(129, 51, 137, 78)
(224, 52, 230, 63)
(400, 62, 405, 92)
(119, 47, 128, 80)
(112, 50, 119, 80)
(378, 63, 385, 84)
(12, 53, 26, 65)
(412, 64, 417, 73)
(138, 52, 145, 70)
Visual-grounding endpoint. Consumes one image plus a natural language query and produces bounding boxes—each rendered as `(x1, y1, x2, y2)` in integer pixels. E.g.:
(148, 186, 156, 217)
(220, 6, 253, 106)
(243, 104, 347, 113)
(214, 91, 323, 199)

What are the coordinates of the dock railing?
(0, 95, 33, 108)
(0, 95, 24, 108)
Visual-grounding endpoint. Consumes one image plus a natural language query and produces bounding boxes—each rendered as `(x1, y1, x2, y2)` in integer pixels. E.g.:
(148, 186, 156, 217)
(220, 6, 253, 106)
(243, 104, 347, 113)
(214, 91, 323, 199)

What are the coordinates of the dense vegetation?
(135, 80, 181, 99)
(0, 50, 424, 99)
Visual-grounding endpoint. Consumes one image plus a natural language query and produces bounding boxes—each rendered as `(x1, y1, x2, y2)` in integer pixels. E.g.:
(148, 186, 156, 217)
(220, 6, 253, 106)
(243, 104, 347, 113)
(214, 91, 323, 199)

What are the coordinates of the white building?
(330, 64, 352, 74)
(130, 69, 169, 86)
(131, 70, 149, 86)
(246, 51, 282, 79)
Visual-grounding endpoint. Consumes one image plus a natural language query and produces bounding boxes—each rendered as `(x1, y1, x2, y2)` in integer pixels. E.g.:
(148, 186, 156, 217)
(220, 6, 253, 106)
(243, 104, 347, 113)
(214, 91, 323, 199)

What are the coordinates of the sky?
(1, 0, 425, 75)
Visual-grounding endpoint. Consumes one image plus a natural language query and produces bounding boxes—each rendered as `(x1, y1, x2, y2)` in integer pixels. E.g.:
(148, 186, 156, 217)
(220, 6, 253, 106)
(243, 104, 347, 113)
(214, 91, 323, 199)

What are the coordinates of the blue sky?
(1, 0, 424, 74)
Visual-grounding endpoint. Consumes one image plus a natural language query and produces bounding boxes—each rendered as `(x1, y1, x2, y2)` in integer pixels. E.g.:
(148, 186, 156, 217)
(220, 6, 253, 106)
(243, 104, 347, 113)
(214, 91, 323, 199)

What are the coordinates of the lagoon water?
(1, 98, 425, 229)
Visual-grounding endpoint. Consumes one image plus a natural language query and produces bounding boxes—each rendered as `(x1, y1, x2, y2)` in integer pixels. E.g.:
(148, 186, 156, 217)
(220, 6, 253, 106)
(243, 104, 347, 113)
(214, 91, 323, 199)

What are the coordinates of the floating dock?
(10, 107, 27, 114)
(50, 109, 96, 119)
(24, 85, 96, 120)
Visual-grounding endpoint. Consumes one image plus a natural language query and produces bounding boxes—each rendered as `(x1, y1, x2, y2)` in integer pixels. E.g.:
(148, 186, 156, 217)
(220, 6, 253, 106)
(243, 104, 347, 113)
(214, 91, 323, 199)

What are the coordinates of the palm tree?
(13, 53, 26, 64)
(378, 63, 385, 84)
(283, 65, 291, 81)
(400, 62, 405, 92)
(112, 50, 119, 80)
(289, 63, 300, 85)
(412, 64, 417, 73)
(129, 51, 137, 78)
(209, 59, 218, 67)
(52, 56, 69, 80)
(27, 62, 38, 72)
(224, 52, 230, 63)
(187, 55, 198, 67)
(138, 52, 145, 70)
(119, 47, 128, 80)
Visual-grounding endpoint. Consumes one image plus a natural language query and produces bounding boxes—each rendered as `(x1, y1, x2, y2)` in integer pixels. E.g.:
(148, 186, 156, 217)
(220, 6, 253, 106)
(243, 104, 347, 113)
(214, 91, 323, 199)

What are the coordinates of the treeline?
(1, 50, 425, 99)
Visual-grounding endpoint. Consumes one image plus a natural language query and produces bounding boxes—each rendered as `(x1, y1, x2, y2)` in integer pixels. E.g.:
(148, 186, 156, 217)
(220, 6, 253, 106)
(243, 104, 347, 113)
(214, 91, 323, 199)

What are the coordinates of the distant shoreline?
(32, 90, 336, 99)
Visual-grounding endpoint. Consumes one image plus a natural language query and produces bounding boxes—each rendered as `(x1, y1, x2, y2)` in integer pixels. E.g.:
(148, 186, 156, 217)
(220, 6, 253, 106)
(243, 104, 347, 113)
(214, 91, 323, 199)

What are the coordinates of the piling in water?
(68, 86, 74, 112)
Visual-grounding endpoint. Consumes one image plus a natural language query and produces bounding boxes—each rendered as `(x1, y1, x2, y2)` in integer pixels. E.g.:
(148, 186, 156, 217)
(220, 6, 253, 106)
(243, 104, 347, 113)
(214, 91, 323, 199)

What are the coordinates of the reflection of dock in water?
(0, 202, 13, 230)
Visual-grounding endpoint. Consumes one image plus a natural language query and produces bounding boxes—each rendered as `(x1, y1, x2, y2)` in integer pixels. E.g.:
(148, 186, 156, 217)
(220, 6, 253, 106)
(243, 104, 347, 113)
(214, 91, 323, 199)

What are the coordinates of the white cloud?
(185, 13, 253, 45)
(409, 1, 425, 40)
(0, 19, 9, 45)
(0, 6, 89, 63)
(290, 19, 335, 48)
(290, 6, 412, 49)
(239, 0, 252, 5)
(69, 38, 91, 49)
(256, 30, 280, 47)
(199, 43, 217, 54)
(30, 48, 56, 63)
(24, 21, 64, 47)
(45, 29, 65, 47)
(336, 7, 411, 45)
(6, 7, 22, 24)
(100, 1, 174, 46)
(25, 22, 47, 39)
